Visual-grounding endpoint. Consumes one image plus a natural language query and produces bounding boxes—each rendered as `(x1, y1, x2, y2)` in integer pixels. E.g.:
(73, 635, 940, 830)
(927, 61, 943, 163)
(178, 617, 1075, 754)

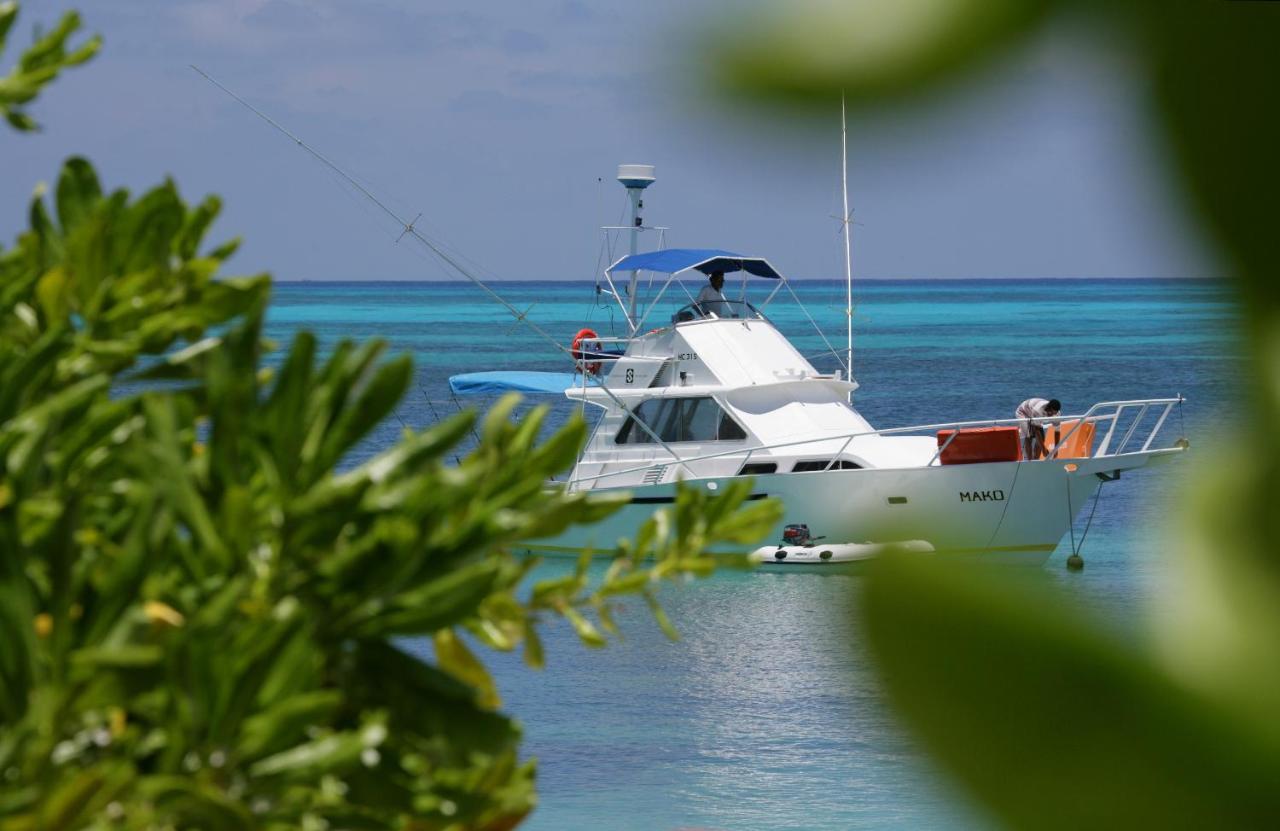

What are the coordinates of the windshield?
(670, 299, 766, 324)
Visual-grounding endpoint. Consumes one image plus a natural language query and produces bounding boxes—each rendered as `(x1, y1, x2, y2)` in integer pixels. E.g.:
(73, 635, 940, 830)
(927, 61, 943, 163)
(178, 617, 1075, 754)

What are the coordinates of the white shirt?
(1015, 398, 1055, 437)
(1015, 398, 1052, 420)
(695, 284, 728, 317)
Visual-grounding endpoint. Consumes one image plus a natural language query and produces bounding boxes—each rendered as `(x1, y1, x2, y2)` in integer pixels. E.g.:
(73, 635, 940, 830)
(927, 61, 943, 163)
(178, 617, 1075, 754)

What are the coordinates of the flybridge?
(600, 247, 785, 336)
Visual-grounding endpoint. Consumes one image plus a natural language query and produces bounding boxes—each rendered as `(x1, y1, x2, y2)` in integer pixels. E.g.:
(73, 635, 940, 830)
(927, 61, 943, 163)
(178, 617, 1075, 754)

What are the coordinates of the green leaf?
(353, 559, 502, 637)
(27, 182, 60, 265)
(480, 392, 522, 445)
(248, 731, 366, 780)
(643, 591, 680, 641)
(5, 375, 107, 474)
(128, 336, 222, 381)
(314, 352, 413, 476)
(20, 11, 84, 72)
(36, 762, 134, 831)
(0, 3, 18, 49)
(70, 644, 163, 669)
(237, 690, 343, 760)
(349, 641, 519, 755)
(1, 9, 97, 134)
(132, 776, 252, 830)
(522, 619, 545, 670)
(4, 108, 34, 130)
(118, 180, 184, 273)
(563, 606, 606, 648)
(54, 156, 101, 233)
(435, 628, 501, 709)
(707, 0, 1057, 106)
(861, 556, 1280, 829)
(0, 581, 36, 722)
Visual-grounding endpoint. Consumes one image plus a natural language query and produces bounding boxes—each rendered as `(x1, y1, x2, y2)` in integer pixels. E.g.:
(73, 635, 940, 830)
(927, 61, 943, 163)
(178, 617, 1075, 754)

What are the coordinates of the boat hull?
(526, 450, 1178, 565)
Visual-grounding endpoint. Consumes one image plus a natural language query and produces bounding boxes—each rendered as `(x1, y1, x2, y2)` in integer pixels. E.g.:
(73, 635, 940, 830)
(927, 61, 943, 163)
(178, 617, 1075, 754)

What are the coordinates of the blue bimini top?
(606, 248, 783, 279)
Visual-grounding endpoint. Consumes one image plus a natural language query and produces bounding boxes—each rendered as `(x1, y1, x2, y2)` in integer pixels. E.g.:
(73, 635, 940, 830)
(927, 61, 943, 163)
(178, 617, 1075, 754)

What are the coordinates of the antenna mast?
(840, 94, 854, 385)
(617, 164, 656, 335)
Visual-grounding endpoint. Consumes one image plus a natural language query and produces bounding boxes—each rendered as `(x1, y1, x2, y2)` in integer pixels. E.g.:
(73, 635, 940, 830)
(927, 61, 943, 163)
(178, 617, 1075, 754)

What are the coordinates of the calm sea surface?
(268, 278, 1239, 830)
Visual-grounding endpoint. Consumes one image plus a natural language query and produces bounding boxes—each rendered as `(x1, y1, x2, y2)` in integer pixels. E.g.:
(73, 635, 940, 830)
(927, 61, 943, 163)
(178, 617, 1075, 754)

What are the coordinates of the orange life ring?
(571, 327, 602, 375)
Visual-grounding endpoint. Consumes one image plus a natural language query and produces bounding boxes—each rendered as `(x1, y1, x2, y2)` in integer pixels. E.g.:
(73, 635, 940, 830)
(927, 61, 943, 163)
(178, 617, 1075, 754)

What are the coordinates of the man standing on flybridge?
(1016, 397, 1061, 459)
(695, 271, 730, 317)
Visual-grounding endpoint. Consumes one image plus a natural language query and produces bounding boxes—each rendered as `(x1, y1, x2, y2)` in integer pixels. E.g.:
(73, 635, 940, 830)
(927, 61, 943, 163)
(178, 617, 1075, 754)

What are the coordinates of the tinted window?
(615, 397, 746, 444)
(791, 460, 862, 472)
(719, 411, 746, 441)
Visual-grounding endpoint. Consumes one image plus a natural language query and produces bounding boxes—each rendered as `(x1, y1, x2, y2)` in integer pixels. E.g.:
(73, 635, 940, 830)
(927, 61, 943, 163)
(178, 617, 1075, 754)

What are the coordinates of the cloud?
(447, 88, 545, 117)
(244, 0, 323, 31)
(501, 29, 547, 55)
(558, 1, 596, 24)
(172, 0, 493, 58)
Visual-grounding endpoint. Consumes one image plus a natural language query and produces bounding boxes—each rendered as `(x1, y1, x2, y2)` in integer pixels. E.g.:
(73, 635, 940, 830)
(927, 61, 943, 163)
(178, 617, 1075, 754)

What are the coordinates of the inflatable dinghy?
(752, 539, 934, 569)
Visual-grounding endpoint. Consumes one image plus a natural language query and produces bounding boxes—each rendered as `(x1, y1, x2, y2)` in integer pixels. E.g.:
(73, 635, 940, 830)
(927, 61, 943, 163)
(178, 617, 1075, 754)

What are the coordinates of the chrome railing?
(566, 397, 1186, 490)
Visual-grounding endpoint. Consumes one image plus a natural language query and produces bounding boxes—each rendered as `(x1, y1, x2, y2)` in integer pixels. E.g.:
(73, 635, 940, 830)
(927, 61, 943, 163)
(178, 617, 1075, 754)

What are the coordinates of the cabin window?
(615, 397, 746, 444)
(790, 460, 862, 472)
(738, 462, 778, 475)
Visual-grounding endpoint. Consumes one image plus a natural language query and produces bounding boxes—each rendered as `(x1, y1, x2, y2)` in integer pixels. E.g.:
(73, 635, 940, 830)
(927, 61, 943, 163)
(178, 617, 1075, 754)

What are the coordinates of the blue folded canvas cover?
(607, 248, 783, 279)
(448, 370, 599, 396)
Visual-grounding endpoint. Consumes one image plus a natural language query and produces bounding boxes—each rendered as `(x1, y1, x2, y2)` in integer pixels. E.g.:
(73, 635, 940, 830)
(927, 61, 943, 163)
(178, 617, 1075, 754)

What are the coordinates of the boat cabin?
(451, 247, 938, 489)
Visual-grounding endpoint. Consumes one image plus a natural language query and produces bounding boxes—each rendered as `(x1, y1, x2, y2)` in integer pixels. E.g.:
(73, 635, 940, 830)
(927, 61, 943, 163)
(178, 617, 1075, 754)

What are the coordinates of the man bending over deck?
(1016, 397, 1061, 459)
(695, 271, 730, 317)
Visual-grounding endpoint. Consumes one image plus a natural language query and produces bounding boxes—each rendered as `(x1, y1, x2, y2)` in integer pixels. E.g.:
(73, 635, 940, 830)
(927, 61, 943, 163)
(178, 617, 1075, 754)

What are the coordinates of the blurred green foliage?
(710, 0, 1280, 826)
(0, 5, 784, 829)
(0, 3, 98, 131)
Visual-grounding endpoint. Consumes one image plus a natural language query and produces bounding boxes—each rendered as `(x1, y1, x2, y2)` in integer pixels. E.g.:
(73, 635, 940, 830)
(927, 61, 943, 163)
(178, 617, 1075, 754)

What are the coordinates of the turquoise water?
(267, 278, 1239, 830)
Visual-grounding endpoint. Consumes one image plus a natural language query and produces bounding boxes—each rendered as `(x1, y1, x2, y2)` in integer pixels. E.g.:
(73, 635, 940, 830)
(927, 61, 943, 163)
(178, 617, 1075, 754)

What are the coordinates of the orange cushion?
(1043, 419, 1095, 459)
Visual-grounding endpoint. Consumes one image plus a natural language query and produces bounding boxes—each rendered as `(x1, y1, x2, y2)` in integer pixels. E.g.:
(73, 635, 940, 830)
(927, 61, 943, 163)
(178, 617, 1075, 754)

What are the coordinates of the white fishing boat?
(194, 72, 1189, 567)
(449, 164, 1189, 566)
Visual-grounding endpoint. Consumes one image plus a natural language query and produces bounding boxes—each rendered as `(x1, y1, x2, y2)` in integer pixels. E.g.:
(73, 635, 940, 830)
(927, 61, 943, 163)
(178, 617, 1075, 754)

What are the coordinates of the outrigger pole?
(190, 66, 698, 477)
(840, 93, 854, 386)
(189, 65, 552, 347)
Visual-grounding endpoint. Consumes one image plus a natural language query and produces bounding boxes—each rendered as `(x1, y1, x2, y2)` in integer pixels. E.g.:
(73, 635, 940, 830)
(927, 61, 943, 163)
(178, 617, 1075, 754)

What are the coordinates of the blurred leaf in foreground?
(707, 0, 1057, 106)
(704, 0, 1280, 826)
(0, 152, 778, 830)
(862, 556, 1280, 829)
(0, 5, 783, 824)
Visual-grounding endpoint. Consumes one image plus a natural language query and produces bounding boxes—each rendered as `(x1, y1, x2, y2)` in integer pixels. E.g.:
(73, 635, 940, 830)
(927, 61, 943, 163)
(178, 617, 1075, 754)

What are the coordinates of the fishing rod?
(191, 66, 696, 476)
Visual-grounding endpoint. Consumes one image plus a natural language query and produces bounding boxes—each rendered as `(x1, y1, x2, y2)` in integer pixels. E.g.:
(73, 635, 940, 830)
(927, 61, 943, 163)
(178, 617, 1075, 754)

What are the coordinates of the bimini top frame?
(601, 247, 787, 335)
(606, 248, 784, 280)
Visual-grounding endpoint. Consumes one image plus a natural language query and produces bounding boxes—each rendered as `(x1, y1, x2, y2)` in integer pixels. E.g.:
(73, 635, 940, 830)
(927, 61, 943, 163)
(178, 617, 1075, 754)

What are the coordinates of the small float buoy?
(1066, 552, 1085, 572)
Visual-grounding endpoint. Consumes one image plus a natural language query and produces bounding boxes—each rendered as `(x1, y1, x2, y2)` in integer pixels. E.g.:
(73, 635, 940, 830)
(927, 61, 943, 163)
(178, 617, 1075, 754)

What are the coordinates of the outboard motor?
(782, 524, 812, 546)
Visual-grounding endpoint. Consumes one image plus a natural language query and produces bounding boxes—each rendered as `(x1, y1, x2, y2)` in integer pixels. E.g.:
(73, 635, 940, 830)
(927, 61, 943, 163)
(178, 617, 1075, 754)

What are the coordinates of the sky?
(3, 0, 1216, 281)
